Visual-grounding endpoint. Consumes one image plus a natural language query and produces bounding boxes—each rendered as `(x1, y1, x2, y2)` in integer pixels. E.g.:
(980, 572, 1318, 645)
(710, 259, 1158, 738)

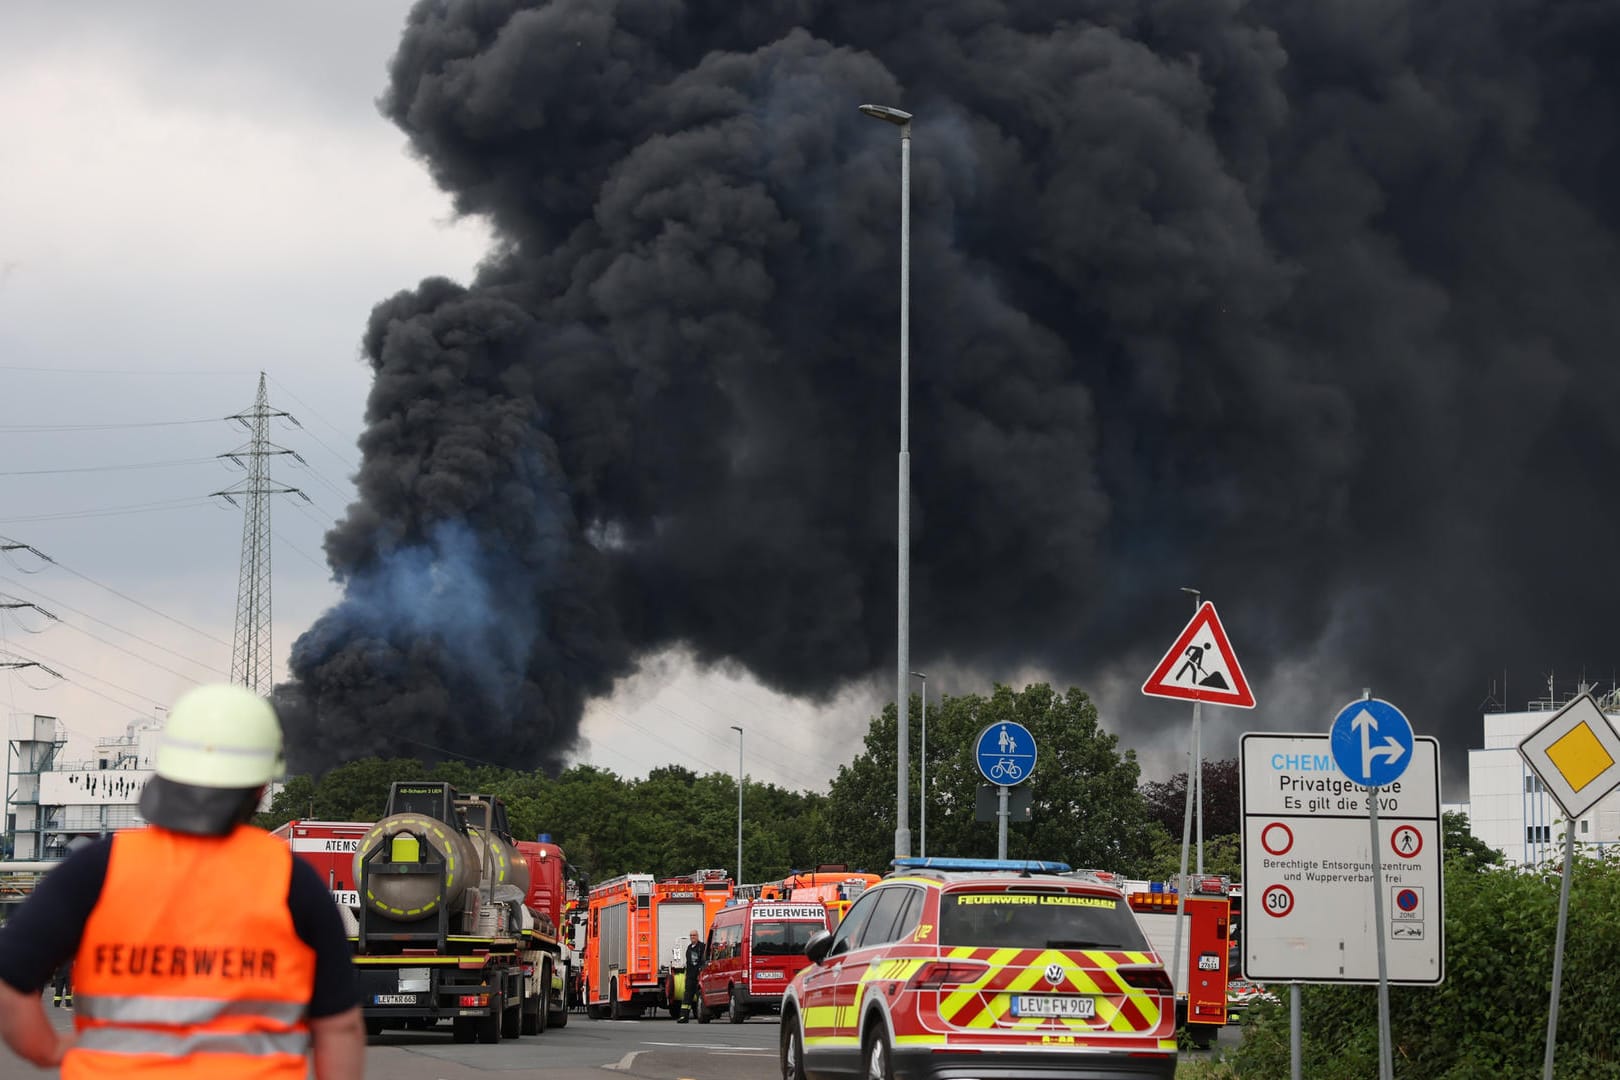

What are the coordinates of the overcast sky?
(0, 1, 1293, 803)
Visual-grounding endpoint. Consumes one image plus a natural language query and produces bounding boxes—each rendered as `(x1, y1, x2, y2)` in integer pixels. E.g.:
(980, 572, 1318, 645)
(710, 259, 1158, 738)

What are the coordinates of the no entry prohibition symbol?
(1261, 822, 1294, 856)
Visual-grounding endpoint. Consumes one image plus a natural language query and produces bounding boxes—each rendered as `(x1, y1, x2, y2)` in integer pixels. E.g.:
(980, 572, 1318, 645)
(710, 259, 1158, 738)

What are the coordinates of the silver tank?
(466, 826, 531, 901)
(353, 813, 482, 920)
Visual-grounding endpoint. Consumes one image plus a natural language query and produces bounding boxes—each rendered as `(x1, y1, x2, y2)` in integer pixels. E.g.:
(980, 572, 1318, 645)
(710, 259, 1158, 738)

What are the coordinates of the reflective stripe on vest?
(76, 1028, 309, 1058)
(76, 995, 308, 1026)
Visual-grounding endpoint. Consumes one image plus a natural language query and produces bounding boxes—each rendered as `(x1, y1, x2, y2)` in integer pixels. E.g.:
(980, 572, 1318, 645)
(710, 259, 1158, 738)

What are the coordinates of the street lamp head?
(910, 671, 926, 680)
(859, 103, 913, 126)
(730, 725, 743, 734)
(1180, 586, 1201, 598)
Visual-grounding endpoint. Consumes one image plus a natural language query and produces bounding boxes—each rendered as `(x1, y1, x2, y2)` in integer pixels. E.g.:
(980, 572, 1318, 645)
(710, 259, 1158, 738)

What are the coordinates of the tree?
(1441, 811, 1504, 872)
(824, 683, 1159, 875)
(1140, 758, 1241, 840)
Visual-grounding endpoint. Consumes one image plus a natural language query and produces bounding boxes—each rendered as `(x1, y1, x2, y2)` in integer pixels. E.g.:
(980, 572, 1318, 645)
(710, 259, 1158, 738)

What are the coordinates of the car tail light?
(458, 994, 489, 1007)
(1118, 966, 1173, 994)
(909, 961, 989, 990)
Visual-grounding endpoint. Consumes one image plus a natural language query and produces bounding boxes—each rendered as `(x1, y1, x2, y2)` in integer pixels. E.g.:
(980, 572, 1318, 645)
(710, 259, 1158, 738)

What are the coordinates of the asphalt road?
(10, 1002, 1239, 1078)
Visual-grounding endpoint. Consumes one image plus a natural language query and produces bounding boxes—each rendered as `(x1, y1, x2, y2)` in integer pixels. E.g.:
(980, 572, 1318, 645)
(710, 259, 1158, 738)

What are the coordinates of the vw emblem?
(1044, 962, 1065, 986)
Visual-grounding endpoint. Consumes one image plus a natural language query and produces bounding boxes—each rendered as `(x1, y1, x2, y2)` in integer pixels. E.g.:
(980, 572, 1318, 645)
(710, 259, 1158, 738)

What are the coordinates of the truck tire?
(478, 993, 503, 1043)
(548, 965, 569, 1029)
(452, 1018, 477, 1044)
(728, 986, 748, 1024)
(522, 964, 546, 1035)
(609, 979, 627, 1021)
(502, 986, 523, 1039)
(586, 1001, 605, 1020)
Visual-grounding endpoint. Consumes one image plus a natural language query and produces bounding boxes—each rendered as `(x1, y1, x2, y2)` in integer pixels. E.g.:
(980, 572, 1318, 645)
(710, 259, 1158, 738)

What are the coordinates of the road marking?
(604, 1051, 642, 1071)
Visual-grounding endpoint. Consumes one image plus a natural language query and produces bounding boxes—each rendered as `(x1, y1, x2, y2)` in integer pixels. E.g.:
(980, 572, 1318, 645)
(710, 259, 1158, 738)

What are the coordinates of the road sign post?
(1516, 693, 1620, 1080)
(1329, 694, 1416, 1080)
(975, 722, 1035, 859)
(1143, 599, 1256, 1000)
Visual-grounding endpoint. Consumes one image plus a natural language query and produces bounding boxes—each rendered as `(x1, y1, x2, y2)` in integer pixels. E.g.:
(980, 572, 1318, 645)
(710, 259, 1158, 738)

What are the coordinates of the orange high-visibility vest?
(65, 825, 317, 1079)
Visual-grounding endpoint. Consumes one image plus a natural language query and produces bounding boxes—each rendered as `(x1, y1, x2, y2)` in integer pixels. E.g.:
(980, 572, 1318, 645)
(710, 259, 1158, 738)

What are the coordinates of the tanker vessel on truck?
(348, 781, 570, 1043)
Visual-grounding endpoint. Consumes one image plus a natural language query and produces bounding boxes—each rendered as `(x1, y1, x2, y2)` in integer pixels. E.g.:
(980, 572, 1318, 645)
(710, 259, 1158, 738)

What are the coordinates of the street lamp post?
(730, 725, 744, 884)
(911, 671, 927, 858)
(860, 101, 914, 861)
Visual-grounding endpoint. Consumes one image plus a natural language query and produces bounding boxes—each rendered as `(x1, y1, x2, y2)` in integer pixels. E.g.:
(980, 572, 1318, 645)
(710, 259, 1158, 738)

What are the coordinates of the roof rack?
(891, 857, 1072, 875)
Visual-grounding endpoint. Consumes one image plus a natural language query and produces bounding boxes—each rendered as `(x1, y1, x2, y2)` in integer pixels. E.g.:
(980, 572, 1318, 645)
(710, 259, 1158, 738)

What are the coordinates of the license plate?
(1012, 995, 1095, 1018)
(373, 994, 418, 1006)
(755, 971, 785, 980)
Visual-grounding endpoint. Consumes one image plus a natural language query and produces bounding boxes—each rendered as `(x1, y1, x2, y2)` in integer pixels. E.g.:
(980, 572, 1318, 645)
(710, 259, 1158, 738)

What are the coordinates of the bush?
(1215, 849, 1620, 1078)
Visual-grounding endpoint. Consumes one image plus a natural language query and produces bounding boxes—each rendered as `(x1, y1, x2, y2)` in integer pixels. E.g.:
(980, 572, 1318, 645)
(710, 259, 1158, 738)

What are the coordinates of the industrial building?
(1466, 686, 1620, 866)
(4, 713, 158, 863)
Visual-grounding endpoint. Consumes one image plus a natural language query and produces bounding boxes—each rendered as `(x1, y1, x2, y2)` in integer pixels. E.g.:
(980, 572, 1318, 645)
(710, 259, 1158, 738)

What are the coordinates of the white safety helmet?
(139, 684, 285, 835)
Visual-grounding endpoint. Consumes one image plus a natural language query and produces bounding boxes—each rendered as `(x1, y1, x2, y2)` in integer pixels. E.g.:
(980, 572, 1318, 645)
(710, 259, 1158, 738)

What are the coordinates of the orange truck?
(755, 865, 880, 924)
(583, 868, 734, 1019)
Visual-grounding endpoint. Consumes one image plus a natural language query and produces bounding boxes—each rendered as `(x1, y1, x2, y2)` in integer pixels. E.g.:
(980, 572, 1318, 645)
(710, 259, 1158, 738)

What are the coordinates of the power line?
(0, 418, 224, 433)
(0, 575, 227, 676)
(0, 365, 242, 376)
(0, 536, 232, 648)
(0, 456, 219, 477)
(0, 496, 217, 524)
(264, 374, 361, 472)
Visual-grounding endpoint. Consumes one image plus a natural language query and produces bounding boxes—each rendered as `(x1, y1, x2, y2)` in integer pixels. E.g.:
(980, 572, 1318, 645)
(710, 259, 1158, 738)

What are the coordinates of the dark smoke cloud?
(278, 0, 1620, 783)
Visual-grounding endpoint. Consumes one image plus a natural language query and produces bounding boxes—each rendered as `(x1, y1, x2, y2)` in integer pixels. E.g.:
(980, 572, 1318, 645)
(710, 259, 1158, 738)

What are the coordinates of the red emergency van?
(695, 900, 831, 1023)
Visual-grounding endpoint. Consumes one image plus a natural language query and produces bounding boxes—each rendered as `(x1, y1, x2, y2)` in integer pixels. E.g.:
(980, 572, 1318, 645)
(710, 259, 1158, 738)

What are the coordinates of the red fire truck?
(583, 868, 733, 1019)
(1117, 875, 1233, 1049)
(271, 820, 371, 907)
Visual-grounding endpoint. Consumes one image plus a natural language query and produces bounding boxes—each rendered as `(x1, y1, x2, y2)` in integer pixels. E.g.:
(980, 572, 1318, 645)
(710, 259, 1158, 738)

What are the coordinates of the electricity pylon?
(213, 372, 309, 695)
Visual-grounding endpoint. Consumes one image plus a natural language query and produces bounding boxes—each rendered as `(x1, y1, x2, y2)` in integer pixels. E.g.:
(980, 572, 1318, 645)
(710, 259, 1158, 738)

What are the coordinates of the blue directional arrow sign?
(1329, 698, 1415, 787)
(975, 722, 1037, 787)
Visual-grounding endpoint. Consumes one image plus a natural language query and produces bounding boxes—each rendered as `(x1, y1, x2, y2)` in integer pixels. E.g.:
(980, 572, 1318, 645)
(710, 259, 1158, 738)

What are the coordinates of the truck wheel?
(478, 993, 503, 1043)
(586, 1002, 604, 1020)
(549, 990, 569, 1029)
(728, 986, 747, 1024)
(609, 979, 627, 1021)
(502, 987, 523, 1039)
(452, 1017, 477, 1044)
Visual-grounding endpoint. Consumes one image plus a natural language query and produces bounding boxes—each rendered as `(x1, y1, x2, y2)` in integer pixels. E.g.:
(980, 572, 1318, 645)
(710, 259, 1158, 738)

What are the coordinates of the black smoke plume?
(278, 0, 1620, 781)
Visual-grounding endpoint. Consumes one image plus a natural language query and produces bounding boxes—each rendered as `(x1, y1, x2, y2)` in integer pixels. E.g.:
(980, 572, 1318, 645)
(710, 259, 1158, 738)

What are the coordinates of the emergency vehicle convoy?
(693, 899, 832, 1023)
(280, 782, 573, 1043)
(582, 867, 734, 1018)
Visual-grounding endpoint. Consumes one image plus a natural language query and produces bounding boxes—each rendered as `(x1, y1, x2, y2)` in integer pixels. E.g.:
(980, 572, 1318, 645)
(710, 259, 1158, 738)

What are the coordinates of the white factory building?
(1466, 688, 1620, 867)
(4, 714, 159, 862)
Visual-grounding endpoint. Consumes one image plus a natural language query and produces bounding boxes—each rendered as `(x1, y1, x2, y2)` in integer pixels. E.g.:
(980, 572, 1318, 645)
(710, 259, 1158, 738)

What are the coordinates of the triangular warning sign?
(1141, 601, 1256, 708)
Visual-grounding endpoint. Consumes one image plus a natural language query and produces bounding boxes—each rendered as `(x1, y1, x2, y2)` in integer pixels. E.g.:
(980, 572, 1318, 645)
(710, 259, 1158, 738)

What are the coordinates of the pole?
(1290, 984, 1302, 1080)
(1171, 719, 1195, 1006)
(1544, 823, 1575, 1079)
(1365, 689, 1393, 1080)
(730, 725, 743, 884)
(1171, 587, 1202, 1006)
(997, 784, 1009, 859)
(894, 118, 913, 861)
(1194, 699, 1204, 877)
(914, 673, 927, 859)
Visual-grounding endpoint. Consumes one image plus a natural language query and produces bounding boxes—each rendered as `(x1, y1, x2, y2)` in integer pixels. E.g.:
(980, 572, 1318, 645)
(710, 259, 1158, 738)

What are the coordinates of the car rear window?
(751, 921, 828, 956)
(938, 888, 1150, 950)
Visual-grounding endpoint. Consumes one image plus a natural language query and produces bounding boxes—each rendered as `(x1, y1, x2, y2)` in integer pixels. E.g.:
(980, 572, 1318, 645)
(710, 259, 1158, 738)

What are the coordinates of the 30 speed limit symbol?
(1262, 884, 1295, 918)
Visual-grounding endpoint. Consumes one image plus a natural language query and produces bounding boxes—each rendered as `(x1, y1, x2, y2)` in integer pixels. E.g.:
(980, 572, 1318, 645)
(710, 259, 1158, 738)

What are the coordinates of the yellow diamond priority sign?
(1518, 693, 1620, 818)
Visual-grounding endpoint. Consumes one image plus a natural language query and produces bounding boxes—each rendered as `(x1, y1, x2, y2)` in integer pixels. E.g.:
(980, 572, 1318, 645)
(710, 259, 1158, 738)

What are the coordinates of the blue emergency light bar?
(892, 857, 1072, 874)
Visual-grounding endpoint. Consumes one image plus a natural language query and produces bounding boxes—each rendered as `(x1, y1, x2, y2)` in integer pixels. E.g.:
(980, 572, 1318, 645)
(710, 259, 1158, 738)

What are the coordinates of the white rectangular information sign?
(1240, 733, 1444, 985)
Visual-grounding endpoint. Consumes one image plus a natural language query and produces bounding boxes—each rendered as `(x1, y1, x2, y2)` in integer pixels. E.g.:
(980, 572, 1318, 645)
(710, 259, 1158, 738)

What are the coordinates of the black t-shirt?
(0, 834, 360, 1018)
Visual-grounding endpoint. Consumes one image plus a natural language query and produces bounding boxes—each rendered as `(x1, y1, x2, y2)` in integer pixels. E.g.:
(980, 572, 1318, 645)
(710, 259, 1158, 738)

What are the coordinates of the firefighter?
(677, 929, 705, 1023)
(0, 684, 365, 1078)
(50, 961, 71, 1009)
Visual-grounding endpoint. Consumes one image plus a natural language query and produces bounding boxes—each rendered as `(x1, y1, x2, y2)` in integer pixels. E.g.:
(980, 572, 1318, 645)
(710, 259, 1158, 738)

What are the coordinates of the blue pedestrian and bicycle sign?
(976, 722, 1036, 786)
(1329, 698, 1415, 787)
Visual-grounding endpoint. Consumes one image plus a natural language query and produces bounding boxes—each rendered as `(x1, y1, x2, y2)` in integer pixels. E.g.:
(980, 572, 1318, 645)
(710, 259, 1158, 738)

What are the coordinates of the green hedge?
(1194, 848, 1620, 1079)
